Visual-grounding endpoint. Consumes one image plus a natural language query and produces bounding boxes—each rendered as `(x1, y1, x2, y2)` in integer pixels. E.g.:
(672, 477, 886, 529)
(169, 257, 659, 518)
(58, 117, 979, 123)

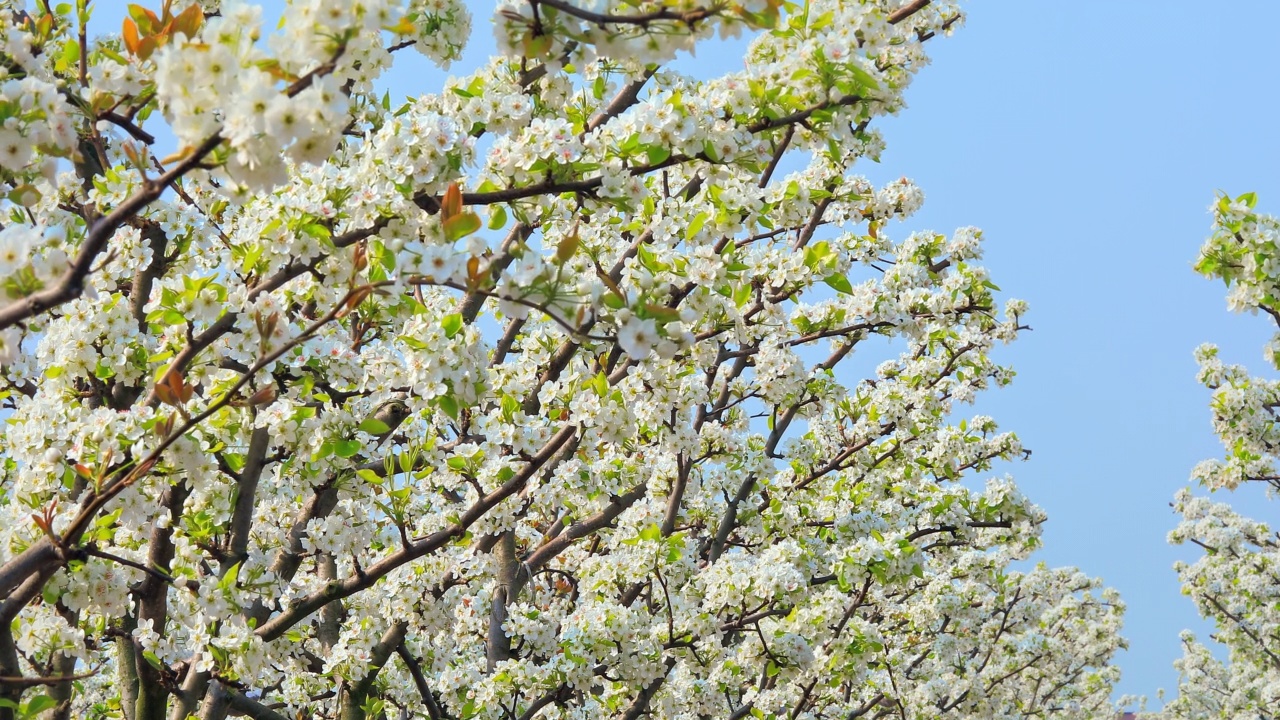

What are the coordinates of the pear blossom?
(1163, 192, 1280, 719)
(616, 310, 657, 359)
(0, 1, 1125, 719)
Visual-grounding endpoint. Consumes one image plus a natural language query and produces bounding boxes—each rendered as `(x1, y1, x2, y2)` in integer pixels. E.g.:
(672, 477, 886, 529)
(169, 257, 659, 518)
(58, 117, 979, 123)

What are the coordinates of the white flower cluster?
(0, 2, 1126, 719)
(0, 75, 76, 180)
(1162, 193, 1280, 718)
(152, 3, 348, 190)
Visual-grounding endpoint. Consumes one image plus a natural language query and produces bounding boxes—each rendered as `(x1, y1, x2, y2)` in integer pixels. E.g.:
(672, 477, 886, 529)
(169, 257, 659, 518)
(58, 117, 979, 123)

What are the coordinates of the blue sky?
(93, 0, 1280, 705)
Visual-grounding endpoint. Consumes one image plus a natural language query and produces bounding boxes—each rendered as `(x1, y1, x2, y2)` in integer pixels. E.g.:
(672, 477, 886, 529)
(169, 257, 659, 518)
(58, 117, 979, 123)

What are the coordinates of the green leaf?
(399, 334, 430, 350)
(500, 394, 521, 421)
(686, 212, 709, 241)
(847, 64, 880, 92)
(300, 222, 331, 241)
(644, 145, 671, 165)
(94, 360, 116, 380)
(823, 274, 853, 295)
(219, 561, 242, 591)
(358, 418, 391, 435)
(804, 241, 834, 271)
(666, 541, 682, 563)
(239, 243, 264, 275)
(639, 524, 661, 542)
(589, 372, 609, 397)
(334, 439, 362, 458)
(438, 393, 459, 419)
(488, 205, 508, 230)
(141, 651, 164, 671)
(442, 312, 464, 339)
(24, 695, 58, 716)
(443, 211, 481, 241)
(357, 468, 383, 484)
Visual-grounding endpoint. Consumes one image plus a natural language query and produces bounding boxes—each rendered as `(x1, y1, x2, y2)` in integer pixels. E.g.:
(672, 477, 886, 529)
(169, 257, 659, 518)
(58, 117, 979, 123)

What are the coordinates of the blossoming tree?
(0, 0, 1126, 718)
(1164, 193, 1280, 719)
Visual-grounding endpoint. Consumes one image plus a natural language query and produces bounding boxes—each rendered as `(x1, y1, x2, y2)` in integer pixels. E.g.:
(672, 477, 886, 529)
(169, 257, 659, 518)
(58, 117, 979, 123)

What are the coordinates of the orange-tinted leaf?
(154, 381, 176, 406)
(121, 141, 145, 170)
(340, 286, 374, 317)
(247, 384, 277, 406)
(127, 4, 160, 34)
(177, 378, 193, 404)
(156, 368, 191, 406)
(137, 36, 157, 61)
(173, 2, 202, 38)
(160, 145, 194, 164)
(122, 17, 141, 55)
(595, 265, 626, 301)
(441, 182, 463, 220)
(554, 229, 579, 265)
(156, 412, 176, 438)
(132, 458, 158, 480)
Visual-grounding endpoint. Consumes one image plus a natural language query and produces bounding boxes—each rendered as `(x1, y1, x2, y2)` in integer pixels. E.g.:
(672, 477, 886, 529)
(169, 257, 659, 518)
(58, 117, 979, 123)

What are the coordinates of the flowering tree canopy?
(0, 1, 1127, 719)
(1164, 193, 1280, 719)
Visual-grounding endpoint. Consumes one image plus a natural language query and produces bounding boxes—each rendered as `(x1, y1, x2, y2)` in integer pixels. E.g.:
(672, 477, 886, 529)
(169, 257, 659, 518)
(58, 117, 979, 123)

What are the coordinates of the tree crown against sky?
(0, 1, 1131, 719)
(1159, 193, 1280, 720)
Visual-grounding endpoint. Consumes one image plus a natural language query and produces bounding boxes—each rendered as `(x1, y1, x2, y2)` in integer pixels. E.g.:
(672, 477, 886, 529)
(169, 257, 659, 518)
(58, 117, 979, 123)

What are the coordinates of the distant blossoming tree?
(0, 1, 1126, 719)
(1164, 193, 1280, 719)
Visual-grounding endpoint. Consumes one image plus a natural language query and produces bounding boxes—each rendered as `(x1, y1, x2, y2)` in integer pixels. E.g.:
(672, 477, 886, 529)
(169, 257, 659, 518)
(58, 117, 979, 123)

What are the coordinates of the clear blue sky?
(94, 0, 1280, 705)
